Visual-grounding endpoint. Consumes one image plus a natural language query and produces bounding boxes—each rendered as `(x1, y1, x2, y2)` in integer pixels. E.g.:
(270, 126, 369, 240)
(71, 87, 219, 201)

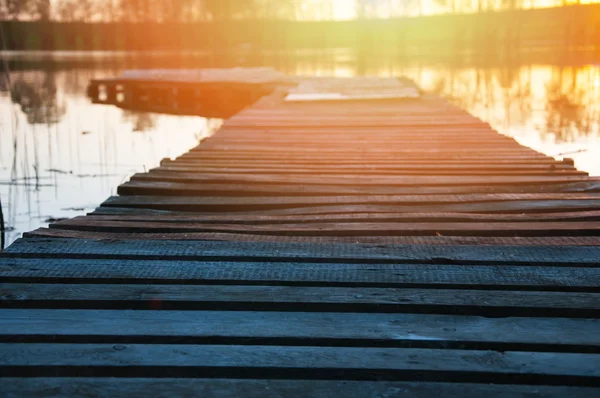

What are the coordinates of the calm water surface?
(1, 51, 599, 247)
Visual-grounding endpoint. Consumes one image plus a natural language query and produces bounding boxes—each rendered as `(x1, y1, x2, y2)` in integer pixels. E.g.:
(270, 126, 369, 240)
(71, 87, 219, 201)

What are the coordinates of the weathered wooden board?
(222, 117, 490, 125)
(2, 379, 596, 398)
(4, 238, 600, 265)
(90, 206, 178, 215)
(118, 180, 600, 196)
(169, 156, 565, 165)
(207, 134, 514, 144)
(47, 219, 600, 237)
(160, 203, 595, 217)
(196, 141, 531, 151)
(63, 211, 600, 224)
(190, 147, 541, 156)
(2, 285, 600, 317)
(2, 258, 599, 291)
(152, 166, 586, 177)
(179, 151, 555, 161)
(199, 139, 518, 147)
(2, 344, 599, 385)
(135, 172, 593, 187)
(1, 309, 600, 348)
(24, 228, 600, 246)
(101, 195, 600, 214)
(163, 160, 571, 171)
(206, 133, 514, 142)
(102, 193, 600, 205)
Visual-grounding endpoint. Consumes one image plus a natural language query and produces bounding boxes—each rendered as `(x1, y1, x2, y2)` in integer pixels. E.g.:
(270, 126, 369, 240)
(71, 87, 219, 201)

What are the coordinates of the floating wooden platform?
(2, 76, 600, 396)
(87, 68, 286, 118)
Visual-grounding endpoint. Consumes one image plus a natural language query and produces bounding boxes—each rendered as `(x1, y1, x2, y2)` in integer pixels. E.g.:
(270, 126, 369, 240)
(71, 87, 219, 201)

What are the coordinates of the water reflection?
(1, 52, 600, 247)
(11, 72, 67, 125)
(0, 66, 221, 248)
(122, 111, 158, 132)
(434, 66, 598, 135)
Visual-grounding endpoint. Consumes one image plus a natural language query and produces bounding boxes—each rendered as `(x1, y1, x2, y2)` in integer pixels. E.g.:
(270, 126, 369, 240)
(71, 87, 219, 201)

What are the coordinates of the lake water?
(1, 50, 600, 248)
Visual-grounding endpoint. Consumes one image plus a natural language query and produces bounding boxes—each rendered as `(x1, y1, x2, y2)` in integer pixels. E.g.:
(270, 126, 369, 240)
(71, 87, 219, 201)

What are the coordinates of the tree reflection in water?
(122, 111, 158, 132)
(10, 72, 66, 125)
(544, 66, 599, 144)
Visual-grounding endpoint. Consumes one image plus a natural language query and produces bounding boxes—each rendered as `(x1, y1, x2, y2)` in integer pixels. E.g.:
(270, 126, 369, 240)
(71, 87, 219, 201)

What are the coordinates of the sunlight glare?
(333, 0, 356, 20)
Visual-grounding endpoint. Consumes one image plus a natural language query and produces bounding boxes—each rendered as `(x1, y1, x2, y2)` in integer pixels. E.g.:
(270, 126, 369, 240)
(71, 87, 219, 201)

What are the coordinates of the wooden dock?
(2, 76, 600, 397)
(87, 68, 286, 118)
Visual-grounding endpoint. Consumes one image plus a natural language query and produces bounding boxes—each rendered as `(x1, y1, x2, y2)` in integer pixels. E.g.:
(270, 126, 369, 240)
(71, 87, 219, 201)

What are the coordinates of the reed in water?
(0, 196, 5, 250)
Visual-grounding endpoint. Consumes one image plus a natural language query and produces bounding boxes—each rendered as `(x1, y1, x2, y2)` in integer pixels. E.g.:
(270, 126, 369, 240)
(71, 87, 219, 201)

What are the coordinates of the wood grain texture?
(2, 258, 599, 291)
(118, 179, 600, 197)
(100, 195, 600, 214)
(1, 344, 599, 385)
(152, 165, 585, 177)
(2, 284, 600, 317)
(2, 379, 596, 398)
(73, 211, 600, 224)
(25, 227, 600, 246)
(5, 237, 600, 265)
(48, 219, 600, 237)
(1, 309, 599, 348)
(133, 171, 596, 187)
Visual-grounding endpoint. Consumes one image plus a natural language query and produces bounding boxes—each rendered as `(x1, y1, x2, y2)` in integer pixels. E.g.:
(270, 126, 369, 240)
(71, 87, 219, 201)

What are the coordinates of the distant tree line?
(0, 0, 589, 22)
(0, 0, 301, 21)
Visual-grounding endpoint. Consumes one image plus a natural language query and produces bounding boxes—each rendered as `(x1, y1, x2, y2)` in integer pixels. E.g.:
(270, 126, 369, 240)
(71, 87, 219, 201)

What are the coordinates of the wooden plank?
(241, 105, 461, 112)
(227, 114, 481, 120)
(4, 237, 600, 265)
(208, 132, 513, 141)
(3, 284, 600, 317)
(2, 379, 596, 398)
(220, 120, 492, 128)
(214, 125, 508, 132)
(65, 211, 600, 224)
(198, 140, 524, 149)
(196, 144, 529, 152)
(135, 172, 592, 187)
(203, 139, 517, 146)
(102, 193, 600, 206)
(101, 195, 600, 214)
(190, 146, 541, 156)
(118, 180, 600, 196)
(24, 227, 600, 246)
(90, 207, 179, 215)
(178, 203, 598, 217)
(217, 121, 495, 128)
(180, 153, 554, 162)
(191, 151, 553, 162)
(1, 258, 599, 291)
(1, 309, 600, 349)
(205, 133, 510, 140)
(165, 159, 570, 170)
(1, 344, 599, 384)
(185, 144, 550, 154)
(223, 116, 489, 123)
(208, 129, 507, 137)
(213, 122, 497, 128)
(152, 166, 586, 177)
(170, 156, 564, 165)
(179, 155, 556, 164)
(48, 219, 600, 237)
(191, 139, 536, 148)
